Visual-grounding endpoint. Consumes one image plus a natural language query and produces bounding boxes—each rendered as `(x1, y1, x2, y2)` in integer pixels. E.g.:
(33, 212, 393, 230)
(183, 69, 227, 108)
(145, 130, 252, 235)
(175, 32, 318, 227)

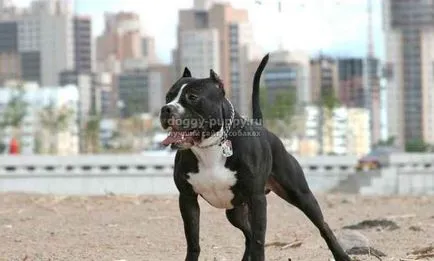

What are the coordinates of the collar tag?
(221, 139, 233, 157)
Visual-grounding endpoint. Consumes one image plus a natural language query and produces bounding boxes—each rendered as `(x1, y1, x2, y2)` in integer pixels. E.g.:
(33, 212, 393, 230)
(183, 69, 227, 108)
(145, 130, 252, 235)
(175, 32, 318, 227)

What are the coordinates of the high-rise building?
(74, 16, 92, 73)
(93, 72, 116, 118)
(255, 50, 311, 106)
(58, 13, 94, 122)
(17, 0, 75, 86)
(0, 0, 21, 21)
(96, 12, 157, 73)
(178, 29, 220, 79)
(309, 55, 339, 154)
(59, 71, 97, 123)
(1, 0, 76, 86)
(310, 55, 339, 103)
(96, 11, 140, 73)
(383, 0, 434, 148)
(58, 13, 95, 129)
(338, 58, 365, 108)
(97, 12, 141, 62)
(116, 64, 173, 118)
(338, 57, 382, 145)
(142, 36, 157, 64)
(59, 70, 103, 152)
(117, 69, 149, 118)
(148, 64, 175, 115)
(0, 21, 20, 84)
(175, 1, 257, 115)
(96, 11, 158, 118)
(364, 58, 382, 146)
(193, 0, 223, 10)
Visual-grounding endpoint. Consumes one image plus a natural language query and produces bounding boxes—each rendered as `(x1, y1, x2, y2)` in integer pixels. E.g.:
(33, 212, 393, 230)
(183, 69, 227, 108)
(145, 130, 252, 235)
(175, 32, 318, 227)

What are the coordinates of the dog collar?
(197, 98, 235, 149)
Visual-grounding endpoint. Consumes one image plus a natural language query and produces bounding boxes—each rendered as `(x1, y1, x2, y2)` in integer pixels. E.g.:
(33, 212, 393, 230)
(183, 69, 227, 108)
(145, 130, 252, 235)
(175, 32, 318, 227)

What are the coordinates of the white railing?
(1, 153, 434, 196)
(0, 154, 358, 195)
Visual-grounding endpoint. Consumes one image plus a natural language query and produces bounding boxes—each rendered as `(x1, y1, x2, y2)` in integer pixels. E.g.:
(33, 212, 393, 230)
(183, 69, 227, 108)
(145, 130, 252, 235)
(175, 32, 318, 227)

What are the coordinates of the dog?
(159, 54, 351, 261)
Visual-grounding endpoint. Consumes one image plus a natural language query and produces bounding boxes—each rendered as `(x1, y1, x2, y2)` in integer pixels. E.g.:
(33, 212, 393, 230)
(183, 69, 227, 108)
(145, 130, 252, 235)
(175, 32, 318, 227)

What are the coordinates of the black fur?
(183, 67, 192, 78)
(251, 53, 269, 122)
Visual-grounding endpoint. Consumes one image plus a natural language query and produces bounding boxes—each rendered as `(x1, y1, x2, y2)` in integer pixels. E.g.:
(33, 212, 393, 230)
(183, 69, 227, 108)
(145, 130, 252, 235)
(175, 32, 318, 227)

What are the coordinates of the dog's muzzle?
(160, 104, 177, 130)
(159, 104, 202, 148)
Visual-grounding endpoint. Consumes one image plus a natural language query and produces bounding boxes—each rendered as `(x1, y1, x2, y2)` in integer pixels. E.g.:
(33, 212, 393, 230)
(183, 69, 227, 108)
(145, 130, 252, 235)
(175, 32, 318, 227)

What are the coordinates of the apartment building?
(1, 0, 78, 86)
(148, 64, 175, 115)
(93, 72, 117, 118)
(117, 69, 149, 118)
(74, 16, 92, 73)
(338, 58, 365, 108)
(338, 57, 382, 145)
(310, 55, 339, 103)
(383, 0, 434, 148)
(175, 0, 258, 115)
(257, 50, 311, 105)
(116, 64, 173, 118)
(96, 12, 157, 73)
(298, 105, 371, 156)
(18, 0, 75, 86)
(0, 21, 20, 84)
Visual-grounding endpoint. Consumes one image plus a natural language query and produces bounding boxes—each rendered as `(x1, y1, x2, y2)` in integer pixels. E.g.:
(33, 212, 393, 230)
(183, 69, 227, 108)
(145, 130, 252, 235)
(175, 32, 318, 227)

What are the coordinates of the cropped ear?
(182, 67, 192, 78)
(210, 69, 224, 92)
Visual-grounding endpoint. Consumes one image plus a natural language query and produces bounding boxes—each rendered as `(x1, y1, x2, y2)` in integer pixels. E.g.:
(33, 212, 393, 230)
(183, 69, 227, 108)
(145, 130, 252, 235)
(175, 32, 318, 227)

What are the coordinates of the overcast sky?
(13, 0, 385, 63)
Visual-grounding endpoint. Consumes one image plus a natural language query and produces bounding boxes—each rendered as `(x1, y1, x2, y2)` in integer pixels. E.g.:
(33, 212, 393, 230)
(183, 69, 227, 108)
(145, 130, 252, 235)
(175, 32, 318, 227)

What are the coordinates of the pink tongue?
(161, 132, 186, 146)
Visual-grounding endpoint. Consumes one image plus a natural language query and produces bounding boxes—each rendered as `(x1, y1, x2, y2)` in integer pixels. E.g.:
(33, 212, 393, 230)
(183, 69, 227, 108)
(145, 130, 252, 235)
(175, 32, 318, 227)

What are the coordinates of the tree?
(38, 100, 74, 154)
(405, 138, 430, 152)
(83, 115, 101, 154)
(373, 136, 396, 148)
(259, 87, 297, 138)
(319, 88, 341, 155)
(0, 142, 5, 154)
(33, 133, 43, 154)
(0, 84, 28, 152)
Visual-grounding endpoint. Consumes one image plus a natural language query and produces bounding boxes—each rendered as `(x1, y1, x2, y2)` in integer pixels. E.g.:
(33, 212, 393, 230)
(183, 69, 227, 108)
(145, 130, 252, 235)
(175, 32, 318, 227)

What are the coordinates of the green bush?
(0, 142, 5, 153)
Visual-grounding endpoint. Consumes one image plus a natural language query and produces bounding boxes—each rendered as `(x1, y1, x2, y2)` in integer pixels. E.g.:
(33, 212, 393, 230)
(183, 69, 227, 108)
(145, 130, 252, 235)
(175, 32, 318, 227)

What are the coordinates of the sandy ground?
(0, 192, 433, 261)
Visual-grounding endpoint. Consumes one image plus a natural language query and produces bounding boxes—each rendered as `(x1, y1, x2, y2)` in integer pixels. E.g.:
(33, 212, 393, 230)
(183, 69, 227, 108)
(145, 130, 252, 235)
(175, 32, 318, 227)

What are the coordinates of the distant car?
(356, 147, 399, 171)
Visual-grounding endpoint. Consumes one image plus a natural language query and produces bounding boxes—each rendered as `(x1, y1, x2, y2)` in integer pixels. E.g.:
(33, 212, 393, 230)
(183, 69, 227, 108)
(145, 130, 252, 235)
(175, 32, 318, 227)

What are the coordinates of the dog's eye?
(186, 93, 199, 102)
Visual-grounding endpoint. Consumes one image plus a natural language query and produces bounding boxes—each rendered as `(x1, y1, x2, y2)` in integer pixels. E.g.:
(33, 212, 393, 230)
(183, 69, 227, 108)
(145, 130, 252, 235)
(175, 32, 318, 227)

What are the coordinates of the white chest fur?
(188, 145, 237, 209)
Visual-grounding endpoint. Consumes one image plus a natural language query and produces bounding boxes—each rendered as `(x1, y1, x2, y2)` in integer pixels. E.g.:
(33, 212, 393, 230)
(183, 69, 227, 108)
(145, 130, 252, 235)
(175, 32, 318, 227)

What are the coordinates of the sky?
(12, 0, 385, 64)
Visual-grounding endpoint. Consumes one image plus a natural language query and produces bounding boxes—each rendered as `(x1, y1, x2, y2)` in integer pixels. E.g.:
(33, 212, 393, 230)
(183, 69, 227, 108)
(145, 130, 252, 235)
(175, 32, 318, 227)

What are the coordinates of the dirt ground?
(0, 192, 433, 261)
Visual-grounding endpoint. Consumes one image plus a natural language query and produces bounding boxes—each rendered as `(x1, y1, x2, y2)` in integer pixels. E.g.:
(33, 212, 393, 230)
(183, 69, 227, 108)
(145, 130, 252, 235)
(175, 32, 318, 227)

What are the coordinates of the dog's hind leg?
(268, 154, 351, 261)
(226, 204, 252, 261)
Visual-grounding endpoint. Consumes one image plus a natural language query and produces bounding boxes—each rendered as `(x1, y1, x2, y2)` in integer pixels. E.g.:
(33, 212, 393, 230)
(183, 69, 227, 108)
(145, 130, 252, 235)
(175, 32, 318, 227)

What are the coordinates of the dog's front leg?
(179, 193, 200, 261)
(248, 194, 267, 261)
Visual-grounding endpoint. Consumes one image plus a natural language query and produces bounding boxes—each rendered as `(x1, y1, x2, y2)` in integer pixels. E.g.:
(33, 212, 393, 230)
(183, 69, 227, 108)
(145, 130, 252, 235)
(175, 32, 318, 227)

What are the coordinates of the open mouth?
(161, 128, 202, 146)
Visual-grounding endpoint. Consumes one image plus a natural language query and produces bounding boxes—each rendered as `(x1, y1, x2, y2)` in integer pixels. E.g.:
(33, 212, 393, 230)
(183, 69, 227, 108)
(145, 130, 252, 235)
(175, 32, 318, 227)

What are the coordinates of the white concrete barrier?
(0, 154, 358, 195)
(2, 153, 433, 196)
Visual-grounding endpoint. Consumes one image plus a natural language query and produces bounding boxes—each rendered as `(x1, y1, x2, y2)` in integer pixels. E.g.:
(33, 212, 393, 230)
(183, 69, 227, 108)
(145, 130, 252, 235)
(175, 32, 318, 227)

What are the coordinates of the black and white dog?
(159, 54, 351, 261)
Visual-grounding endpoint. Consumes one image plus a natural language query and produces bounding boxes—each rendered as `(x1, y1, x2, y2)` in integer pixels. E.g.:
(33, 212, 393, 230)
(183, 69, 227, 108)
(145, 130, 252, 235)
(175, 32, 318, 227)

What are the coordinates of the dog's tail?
(252, 53, 269, 123)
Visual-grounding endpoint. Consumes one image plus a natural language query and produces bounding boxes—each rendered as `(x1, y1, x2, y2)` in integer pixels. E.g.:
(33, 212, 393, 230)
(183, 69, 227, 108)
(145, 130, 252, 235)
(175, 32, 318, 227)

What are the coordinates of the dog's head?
(159, 67, 228, 150)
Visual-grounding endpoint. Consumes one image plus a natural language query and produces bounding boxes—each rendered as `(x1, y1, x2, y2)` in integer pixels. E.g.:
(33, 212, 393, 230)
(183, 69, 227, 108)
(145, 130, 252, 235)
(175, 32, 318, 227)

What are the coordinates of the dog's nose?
(160, 105, 177, 129)
(161, 104, 175, 117)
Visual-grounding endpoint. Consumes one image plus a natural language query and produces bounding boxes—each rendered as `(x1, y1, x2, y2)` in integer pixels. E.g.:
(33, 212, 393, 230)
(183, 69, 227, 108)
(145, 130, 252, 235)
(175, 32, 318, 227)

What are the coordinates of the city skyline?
(0, 0, 388, 154)
(11, 0, 385, 63)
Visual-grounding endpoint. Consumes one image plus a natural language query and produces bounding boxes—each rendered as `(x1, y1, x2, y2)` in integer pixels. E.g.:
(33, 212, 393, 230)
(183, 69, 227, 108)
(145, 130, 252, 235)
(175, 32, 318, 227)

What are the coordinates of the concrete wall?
(1, 153, 434, 196)
(335, 153, 434, 195)
(0, 154, 357, 196)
